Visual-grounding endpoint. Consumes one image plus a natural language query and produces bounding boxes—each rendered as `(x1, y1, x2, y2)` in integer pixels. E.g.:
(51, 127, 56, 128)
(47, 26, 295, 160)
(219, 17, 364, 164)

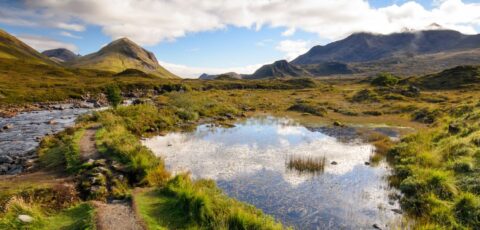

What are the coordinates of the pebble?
(331, 161, 338, 165)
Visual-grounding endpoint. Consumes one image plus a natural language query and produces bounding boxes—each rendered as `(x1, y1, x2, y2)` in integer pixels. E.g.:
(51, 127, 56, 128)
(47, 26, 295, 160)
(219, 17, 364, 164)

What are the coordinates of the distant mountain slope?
(70, 38, 178, 78)
(246, 60, 311, 79)
(292, 30, 480, 65)
(0, 29, 53, 64)
(42, 48, 79, 62)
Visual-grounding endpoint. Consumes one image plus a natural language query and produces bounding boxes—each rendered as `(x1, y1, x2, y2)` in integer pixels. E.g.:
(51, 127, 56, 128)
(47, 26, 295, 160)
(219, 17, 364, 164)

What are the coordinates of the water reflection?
(143, 116, 404, 229)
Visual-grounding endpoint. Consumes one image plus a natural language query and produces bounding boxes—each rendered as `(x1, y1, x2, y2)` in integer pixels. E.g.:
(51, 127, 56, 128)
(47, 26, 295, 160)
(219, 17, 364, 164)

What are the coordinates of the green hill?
(0, 29, 54, 64)
(415, 65, 480, 89)
(70, 38, 178, 79)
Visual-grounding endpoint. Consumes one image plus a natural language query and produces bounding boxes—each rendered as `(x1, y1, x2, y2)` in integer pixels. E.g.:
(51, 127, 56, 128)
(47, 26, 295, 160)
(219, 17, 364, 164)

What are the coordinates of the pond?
(143, 116, 405, 229)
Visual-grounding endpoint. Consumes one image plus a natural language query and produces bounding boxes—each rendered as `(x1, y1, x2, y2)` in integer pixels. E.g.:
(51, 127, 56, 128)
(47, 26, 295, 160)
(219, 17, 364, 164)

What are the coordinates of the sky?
(0, 0, 479, 78)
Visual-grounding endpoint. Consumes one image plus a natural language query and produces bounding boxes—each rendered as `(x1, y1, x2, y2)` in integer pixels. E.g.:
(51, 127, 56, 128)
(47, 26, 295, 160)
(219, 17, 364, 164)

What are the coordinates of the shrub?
(351, 89, 380, 102)
(106, 84, 122, 108)
(412, 108, 440, 124)
(454, 193, 480, 228)
(371, 72, 400, 86)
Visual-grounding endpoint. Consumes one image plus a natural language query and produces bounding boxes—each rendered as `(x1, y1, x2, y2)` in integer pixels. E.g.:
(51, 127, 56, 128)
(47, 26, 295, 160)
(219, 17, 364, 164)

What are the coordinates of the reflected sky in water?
(143, 117, 405, 229)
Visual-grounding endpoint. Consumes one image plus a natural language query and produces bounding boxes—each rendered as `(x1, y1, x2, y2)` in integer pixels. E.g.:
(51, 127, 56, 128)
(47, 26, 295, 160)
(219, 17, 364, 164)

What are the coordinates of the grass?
(388, 104, 480, 229)
(44, 203, 96, 230)
(37, 127, 85, 174)
(287, 155, 326, 174)
(134, 174, 285, 230)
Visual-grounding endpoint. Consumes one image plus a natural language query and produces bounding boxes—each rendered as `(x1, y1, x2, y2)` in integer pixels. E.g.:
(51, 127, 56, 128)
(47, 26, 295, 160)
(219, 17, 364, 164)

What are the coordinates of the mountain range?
(0, 28, 177, 79)
(1, 27, 479, 80)
(202, 29, 480, 79)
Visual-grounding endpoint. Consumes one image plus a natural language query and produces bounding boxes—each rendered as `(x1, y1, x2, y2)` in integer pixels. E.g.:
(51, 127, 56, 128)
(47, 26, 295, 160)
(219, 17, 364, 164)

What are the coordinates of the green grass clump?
(389, 106, 480, 229)
(37, 127, 85, 173)
(95, 122, 167, 185)
(287, 101, 326, 116)
(135, 174, 285, 230)
(43, 203, 96, 230)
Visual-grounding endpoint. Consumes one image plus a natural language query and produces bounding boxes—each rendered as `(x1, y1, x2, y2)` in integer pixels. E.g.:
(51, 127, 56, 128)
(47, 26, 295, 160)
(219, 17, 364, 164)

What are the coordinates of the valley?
(1, 20, 480, 230)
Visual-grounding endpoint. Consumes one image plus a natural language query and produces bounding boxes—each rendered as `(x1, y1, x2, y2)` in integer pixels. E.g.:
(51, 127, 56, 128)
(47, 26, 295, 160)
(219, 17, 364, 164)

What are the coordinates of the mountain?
(42, 48, 79, 62)
(246, 60, 311, 79)
(292, 30, 480, 65)
(0, 29, 54, 64)
(302, 62, 354, 76)
(199, 72, 243, 80)
(70, 38, 178, 78)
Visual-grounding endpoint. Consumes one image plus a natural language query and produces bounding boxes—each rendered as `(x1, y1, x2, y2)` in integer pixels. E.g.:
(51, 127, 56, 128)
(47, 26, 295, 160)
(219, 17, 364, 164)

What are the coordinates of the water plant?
(286, 155, 326, 174)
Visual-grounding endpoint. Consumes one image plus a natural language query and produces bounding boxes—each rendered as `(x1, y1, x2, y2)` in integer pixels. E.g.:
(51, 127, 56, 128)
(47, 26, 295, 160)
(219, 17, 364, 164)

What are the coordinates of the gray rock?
(331, 161, 338, 165)
(0, 155, 13, 164)
(18, 214, 33, 223)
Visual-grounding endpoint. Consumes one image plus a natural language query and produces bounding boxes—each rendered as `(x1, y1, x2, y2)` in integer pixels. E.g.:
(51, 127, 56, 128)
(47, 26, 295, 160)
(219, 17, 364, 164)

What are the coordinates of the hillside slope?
(70, 38, 178, 79)
(246, 60, 311, 79)
(0, 29, 54, 64)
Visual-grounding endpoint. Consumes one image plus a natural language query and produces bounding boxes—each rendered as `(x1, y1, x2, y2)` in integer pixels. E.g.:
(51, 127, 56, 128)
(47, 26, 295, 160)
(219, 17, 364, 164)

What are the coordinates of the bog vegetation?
(2, 65, 480, 229)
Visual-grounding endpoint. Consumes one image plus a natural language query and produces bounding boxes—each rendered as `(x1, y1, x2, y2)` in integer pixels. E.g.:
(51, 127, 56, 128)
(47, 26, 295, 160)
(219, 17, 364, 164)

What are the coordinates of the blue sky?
(0, 0, 479, 77)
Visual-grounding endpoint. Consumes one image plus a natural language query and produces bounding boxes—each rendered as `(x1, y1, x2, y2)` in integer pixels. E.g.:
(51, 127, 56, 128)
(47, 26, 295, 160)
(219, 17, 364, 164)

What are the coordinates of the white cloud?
(0, 0, 477, 46)
(60, 31, 82, 39)
(281, 28, 296, 37)
(17, 35, 78, 52)
(276, 40, 310, 61)
(158, 60, 265, 78)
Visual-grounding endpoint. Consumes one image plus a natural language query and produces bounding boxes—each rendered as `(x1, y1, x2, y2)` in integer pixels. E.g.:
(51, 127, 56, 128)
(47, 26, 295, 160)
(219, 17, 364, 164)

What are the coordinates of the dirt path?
(92, 201, 145, 230)
(79, 128, 144, 230)
(79, 128, 100, 161)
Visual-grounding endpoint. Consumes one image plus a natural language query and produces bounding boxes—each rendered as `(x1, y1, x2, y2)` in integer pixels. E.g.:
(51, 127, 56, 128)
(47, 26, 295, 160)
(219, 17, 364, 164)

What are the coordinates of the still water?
(143, 117, 404, 229)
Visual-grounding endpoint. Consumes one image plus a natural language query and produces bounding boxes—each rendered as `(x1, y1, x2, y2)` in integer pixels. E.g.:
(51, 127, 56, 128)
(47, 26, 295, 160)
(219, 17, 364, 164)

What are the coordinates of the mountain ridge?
(292, 29, 480, 65)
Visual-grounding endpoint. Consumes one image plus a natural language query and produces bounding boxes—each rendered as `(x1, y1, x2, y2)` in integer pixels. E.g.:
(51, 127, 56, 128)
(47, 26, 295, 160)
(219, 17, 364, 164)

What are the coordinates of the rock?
(46, 120, 57, 125)
(448, 123, 461, 134)
(0, 164, 9, 173)
(7, 165, 23, 175)
(373, 223, 382, 229)
(18, 214, 33, 223)
(364, 161, 371, 165)
(333, 121, 343, 127)
(3, 124, 13, 130)
(0, 155, 13, 164)
(391, 208, 403, 214)
(331, 161, 338, 165)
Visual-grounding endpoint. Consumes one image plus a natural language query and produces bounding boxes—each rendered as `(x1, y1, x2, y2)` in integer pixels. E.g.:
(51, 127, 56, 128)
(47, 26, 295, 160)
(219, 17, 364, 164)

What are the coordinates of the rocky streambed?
(0, 104, 95, 174)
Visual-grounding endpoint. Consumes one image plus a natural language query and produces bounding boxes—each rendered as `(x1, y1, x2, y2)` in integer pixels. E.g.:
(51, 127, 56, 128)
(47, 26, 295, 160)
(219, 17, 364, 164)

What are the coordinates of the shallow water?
(0, 106, 94, 174)
(143, 116, 404, 229)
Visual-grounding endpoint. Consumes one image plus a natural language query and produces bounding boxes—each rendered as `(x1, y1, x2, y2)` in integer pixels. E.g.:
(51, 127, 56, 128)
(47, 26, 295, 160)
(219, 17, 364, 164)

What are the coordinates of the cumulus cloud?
(158, 60, 265, 78)
(17, 35, 78, 52)
(276, 40, 310, 61)
(0, 0, 478, 46)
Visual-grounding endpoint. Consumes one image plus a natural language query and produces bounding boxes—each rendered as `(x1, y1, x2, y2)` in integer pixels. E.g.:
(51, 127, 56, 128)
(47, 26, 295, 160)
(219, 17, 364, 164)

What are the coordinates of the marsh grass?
(286, 155, 326, 174)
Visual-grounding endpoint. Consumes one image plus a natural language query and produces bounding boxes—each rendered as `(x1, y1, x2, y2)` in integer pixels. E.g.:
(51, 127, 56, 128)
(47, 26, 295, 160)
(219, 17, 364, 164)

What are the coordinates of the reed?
(287, 155, 326, 174)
